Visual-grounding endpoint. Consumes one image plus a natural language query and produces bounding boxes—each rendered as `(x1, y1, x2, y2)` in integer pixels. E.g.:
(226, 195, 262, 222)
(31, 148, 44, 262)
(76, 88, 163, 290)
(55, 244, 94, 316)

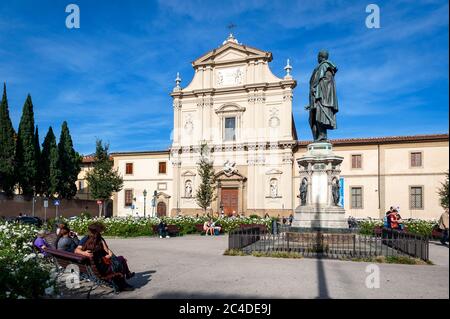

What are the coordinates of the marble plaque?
(216, 67, 244, 87)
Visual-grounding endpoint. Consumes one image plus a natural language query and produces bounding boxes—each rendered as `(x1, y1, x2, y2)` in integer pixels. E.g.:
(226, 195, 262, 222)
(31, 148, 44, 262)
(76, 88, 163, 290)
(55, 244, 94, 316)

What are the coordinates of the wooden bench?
(46, 248, 123, 297)
(152, 225, 181, 237)
(195, 223, 224, 235)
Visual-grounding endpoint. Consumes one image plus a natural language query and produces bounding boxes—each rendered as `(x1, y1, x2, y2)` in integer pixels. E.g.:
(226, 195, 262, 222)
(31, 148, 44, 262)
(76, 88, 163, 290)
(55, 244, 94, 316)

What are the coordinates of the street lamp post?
(153, 190, 158, 218)
(143, 190, 147, 218)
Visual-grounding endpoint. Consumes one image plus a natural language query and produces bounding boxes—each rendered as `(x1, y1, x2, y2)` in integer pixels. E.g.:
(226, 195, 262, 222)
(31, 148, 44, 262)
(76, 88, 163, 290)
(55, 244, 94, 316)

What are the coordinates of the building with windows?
(78, 35, 448, 220)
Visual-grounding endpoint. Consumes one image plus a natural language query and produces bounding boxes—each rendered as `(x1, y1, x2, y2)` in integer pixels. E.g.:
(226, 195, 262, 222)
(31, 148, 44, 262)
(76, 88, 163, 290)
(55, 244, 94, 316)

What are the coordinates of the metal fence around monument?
(228, 226, 429, 261)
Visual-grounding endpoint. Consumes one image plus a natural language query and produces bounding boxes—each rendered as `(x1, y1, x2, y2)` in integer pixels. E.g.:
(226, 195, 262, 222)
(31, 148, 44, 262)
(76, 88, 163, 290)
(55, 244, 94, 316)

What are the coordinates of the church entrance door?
(221, 188, 238, 216)
(157, 202, 167, 217)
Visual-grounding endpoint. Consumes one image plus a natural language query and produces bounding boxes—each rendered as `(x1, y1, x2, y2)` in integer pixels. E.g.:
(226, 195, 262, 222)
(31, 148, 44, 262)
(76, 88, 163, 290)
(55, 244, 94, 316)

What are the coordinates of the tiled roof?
(81, 134, 448, 163)
(297, 134, 449, 146)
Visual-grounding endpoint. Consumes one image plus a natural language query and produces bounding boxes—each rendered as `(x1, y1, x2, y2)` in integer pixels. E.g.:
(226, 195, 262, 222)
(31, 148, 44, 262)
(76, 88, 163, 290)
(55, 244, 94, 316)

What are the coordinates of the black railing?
(229, 227, 264, 250)
(381, 228, 429, 261)
(228, 228, 429, 261)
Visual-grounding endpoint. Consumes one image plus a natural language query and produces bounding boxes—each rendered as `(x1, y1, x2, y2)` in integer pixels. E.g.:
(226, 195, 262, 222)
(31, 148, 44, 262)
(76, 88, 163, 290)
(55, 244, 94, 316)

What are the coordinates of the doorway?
(221, 188, 238, 216)
(157, 201, 167, 217)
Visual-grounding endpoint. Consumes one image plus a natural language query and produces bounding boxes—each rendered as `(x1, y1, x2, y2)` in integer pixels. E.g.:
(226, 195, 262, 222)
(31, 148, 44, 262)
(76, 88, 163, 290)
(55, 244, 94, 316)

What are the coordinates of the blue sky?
(0, 0, 448, 155)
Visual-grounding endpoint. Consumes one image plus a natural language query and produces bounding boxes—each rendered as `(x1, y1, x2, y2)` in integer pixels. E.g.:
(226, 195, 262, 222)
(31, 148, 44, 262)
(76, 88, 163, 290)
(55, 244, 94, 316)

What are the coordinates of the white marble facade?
(169, 34, 297, 216)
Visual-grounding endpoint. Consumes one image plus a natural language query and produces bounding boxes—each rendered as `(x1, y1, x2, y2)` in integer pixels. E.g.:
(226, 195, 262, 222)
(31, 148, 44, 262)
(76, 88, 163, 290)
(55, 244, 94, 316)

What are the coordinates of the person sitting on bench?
(158, 219, 170, 238)
(56, 225, 79, 253)
(203, 220, 214, 236)
(34, 230, 50, 256)
(74, 222, 135, 291)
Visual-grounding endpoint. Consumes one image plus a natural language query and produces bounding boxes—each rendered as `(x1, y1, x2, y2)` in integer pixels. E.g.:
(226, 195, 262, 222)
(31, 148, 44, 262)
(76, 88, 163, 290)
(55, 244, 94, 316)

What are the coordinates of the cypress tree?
(15, 94, 37, 196)
(41, 127, 60, 198)
(34, 126, 42, 194)
(0, 83, 16, 196)
(57, 121, 81, 199)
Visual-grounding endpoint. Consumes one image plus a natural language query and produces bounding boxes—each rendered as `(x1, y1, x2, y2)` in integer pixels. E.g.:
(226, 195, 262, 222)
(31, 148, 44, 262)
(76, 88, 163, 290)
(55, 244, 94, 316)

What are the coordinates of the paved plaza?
(69, 235, 448, 299)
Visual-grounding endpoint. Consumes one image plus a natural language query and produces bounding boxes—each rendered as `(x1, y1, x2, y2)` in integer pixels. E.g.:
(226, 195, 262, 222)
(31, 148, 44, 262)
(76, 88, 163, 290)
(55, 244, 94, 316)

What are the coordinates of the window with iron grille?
(351, 154, 362, 169)
(350, 187, 363, 209)
(125, 163, 133, 175)
(410, 186, 423, 209)
(124, 189, 133, 207)
(410, 152, 422, 167)
(158, 162, 167, 174)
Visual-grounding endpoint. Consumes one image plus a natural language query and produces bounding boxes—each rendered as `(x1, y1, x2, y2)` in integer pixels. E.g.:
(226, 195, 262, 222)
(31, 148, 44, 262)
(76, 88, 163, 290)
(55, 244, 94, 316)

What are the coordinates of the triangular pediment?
(215, 49, 247, 62)
(181, 170, 196, 177)
(192, 42, 272, 67)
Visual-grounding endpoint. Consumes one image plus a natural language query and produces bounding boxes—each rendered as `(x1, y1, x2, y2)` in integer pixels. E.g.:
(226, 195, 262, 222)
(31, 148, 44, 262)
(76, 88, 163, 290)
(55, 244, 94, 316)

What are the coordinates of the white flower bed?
(0, 221, 57, 299)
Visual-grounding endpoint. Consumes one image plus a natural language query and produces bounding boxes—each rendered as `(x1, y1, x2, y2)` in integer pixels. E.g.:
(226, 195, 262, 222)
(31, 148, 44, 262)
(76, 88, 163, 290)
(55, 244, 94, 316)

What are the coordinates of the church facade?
(105, 36, 449, 220)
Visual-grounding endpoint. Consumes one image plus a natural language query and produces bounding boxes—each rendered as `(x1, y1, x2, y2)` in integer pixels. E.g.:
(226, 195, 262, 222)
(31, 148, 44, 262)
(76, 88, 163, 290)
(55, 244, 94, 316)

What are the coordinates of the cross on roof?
(227, 23, 237, 31)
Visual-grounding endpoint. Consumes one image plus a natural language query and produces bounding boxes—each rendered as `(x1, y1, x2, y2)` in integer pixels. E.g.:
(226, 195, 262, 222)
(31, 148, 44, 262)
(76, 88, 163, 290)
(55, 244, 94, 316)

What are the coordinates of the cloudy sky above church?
(0, 0, 448, 154)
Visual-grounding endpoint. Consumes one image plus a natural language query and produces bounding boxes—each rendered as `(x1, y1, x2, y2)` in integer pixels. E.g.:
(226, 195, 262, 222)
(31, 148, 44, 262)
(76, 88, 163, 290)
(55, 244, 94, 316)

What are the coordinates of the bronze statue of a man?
(306, 50, 339, 142)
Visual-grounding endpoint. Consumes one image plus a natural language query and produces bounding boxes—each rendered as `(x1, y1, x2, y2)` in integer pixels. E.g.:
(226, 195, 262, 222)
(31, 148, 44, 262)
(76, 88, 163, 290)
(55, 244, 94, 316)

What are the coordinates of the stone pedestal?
(293, 142, 347, 229)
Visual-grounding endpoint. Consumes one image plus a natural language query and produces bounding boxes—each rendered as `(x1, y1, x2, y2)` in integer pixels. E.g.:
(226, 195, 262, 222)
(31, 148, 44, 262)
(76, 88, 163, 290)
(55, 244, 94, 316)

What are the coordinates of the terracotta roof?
(110, 150, 170, 156)
(82, 155, 95, 164)
(297, 134, 449, 146)
(81, 134, 448, 163)
(81, 155, 113, 164)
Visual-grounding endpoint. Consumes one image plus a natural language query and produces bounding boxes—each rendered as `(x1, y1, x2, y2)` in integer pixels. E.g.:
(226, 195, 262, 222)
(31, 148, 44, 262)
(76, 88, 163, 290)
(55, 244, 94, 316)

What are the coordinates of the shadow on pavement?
(129, 270, 156, 289)
(151, 291, 272, 299)
(315, 256, 330, 299)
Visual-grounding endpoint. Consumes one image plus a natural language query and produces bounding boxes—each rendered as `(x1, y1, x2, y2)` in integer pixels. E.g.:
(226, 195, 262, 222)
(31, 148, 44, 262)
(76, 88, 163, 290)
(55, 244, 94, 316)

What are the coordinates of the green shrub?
(66, 215, 271, 238)
(403, 220, 437, 237)
(358, 220, 383, 235)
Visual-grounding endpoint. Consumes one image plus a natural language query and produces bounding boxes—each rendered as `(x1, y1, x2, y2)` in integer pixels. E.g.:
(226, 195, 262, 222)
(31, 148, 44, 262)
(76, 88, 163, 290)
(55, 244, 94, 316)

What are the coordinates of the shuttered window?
(125, 163, 133, 175)
(159, 162, 167, 174)
(351, 155, 362, 169)
(124, 189, 133, 207)
(410, 152, 422, 167)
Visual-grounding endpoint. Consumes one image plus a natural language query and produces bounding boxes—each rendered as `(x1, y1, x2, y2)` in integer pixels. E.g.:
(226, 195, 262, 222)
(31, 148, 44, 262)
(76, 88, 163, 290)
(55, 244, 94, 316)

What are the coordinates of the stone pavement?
(66, 235, 449, 299)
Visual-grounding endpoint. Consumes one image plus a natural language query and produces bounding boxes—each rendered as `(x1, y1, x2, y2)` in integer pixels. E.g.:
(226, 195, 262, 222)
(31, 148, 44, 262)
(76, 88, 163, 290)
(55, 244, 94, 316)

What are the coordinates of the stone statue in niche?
(270, 179, 278, 198)
(332, 178, 340, 206)
(185, 181, 193, 198)
(300, 178, 308, 206)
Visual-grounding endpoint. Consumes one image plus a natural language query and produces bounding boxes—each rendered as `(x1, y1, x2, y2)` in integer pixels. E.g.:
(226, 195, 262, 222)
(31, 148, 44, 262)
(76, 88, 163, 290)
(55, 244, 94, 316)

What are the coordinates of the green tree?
(15, 94, 38, 196)
(41, 127, 60, 197)
(0, 83, 16, 196)
(57, 121, 81, 199)
(33, 126, 42, 194)
(86, 140, 123, 216)
(438, 172, 449, 210)
(195, 144, 216, 215)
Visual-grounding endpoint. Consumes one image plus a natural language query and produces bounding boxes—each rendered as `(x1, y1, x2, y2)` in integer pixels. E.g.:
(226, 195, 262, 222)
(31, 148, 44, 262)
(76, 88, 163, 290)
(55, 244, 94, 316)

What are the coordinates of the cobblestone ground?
(59, 235, 449, 299)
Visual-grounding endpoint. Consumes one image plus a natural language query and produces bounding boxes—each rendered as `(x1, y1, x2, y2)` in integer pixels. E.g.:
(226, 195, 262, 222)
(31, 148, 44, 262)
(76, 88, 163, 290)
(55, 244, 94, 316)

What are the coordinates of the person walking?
(438, 209, 449, 245)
